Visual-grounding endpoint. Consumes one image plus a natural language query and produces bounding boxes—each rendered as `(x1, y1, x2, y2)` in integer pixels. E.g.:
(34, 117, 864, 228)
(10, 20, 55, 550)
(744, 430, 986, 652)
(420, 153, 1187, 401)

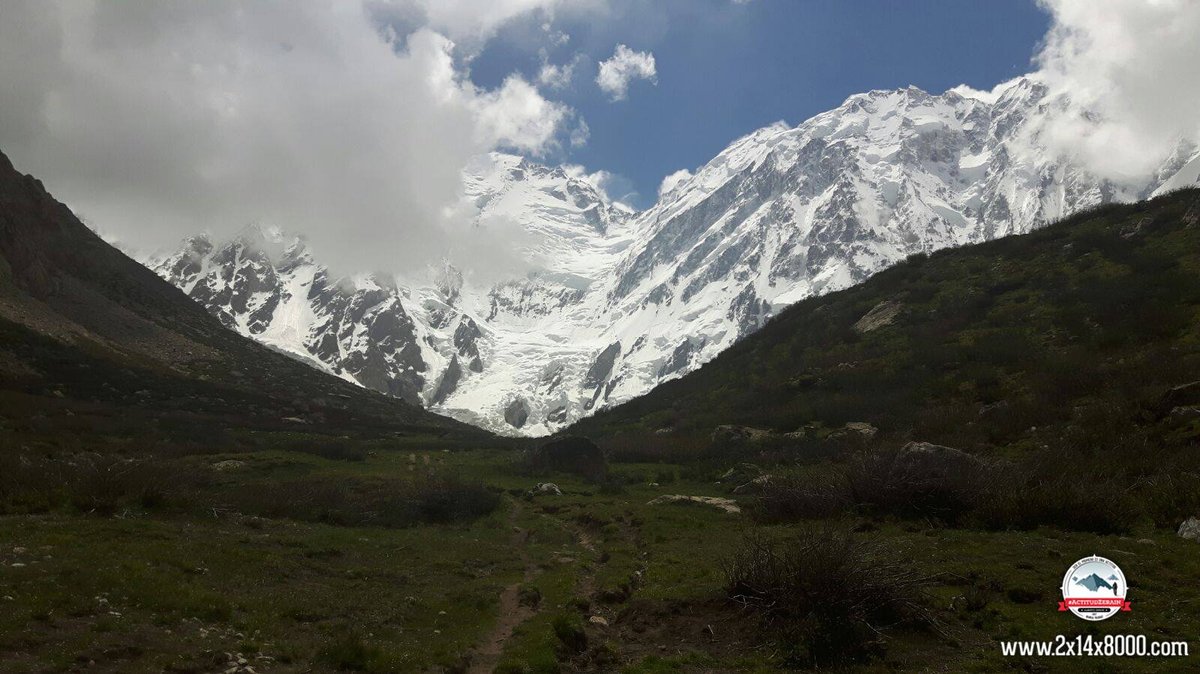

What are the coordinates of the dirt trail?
(467, 504, 539, 674)
(467, 503, 613, 673)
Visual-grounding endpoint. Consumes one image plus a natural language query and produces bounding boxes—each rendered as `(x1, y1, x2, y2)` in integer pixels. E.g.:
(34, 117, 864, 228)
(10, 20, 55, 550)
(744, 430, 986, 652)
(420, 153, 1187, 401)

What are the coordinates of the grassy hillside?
(574, 188, 1200, 459)
(0, 149, 485, 453)
(4, 144, 1200, 673)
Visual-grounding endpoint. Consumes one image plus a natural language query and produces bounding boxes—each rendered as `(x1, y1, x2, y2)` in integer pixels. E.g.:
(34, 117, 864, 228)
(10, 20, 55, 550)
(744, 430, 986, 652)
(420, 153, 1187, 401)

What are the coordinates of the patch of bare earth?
(609, 598, 765, 668)
(466, 505, 540, 674)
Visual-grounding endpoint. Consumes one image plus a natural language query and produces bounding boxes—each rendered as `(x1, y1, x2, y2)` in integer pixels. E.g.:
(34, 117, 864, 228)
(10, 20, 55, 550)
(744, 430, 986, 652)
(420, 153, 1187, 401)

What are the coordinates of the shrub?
(0, 452, 202, 516)
(974, 447, 1141, 535)
(603, 432, 714, 465)
(552, 614, 588, 655)
(280, 436, 368, 462)
(525, 436, 608, 482)
(977, 473, 1139, 535)
(413, 477, 502, 524)
(64, 454, 187, 515)
(1140, 472, 1200, 529)
(844, 443, 990, 522)
(723, 527, 932, 666)
(220, 475, 499, 528)
(749, 476, 849, 522)
(318, 628, 382, 671)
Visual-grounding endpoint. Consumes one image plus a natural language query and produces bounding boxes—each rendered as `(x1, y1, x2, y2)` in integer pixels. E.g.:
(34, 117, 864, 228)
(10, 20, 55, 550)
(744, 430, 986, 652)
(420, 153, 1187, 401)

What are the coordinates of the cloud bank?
(1036, 0, 1200, 182)
(657, 168, 693, 198)
(0, 0, 581, 275)
(596, 44, 657, 101)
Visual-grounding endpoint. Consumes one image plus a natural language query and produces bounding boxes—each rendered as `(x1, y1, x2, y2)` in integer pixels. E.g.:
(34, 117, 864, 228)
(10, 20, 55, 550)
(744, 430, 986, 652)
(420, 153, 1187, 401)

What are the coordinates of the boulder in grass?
(1160, 381, 1200, 414)
(528, 436, 607, 482)
(211, 459, 246, 471)
(896, 441, 983, 475)
(825, 422, 878, 443)
(717, 463, 763, 489)
(1179, 517, 1200, 542)
(647, 494, 741, 514)
(732, 474, 774, 495)
(853, 299, 903, 333)
(711, 425, 773, 445)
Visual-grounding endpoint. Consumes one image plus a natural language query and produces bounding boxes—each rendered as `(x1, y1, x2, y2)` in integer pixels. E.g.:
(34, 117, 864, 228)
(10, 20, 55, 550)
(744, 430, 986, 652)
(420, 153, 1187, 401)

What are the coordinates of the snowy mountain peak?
(149, 74, 1200, 435)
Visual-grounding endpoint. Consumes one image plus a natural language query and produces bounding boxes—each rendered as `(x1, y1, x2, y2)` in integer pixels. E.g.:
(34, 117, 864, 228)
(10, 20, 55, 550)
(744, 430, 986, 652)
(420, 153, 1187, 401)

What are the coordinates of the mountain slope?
(570, 189, 1200, 448)
(149, 76, 1200, 436)
(149, 152, 638, 434)
(0, 149, 477, 451)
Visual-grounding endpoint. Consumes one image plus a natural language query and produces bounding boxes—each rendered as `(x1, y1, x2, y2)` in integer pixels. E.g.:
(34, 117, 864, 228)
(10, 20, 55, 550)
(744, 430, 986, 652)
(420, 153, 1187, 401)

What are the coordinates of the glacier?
(148, 75, 1200, 435)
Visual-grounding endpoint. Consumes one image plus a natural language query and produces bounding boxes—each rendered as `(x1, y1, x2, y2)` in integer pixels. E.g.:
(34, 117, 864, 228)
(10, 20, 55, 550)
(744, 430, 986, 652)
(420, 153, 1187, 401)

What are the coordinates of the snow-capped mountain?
(149, 75, 1200, 435)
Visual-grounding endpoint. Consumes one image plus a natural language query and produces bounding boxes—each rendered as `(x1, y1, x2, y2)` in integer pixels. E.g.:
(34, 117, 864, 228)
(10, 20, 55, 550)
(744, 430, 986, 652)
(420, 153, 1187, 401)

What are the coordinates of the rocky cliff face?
(149, 75, 1200, 435)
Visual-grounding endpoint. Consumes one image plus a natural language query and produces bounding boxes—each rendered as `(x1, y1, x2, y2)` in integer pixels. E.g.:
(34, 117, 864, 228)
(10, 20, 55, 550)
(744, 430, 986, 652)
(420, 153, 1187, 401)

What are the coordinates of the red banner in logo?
(1058, 598, 1131, 611)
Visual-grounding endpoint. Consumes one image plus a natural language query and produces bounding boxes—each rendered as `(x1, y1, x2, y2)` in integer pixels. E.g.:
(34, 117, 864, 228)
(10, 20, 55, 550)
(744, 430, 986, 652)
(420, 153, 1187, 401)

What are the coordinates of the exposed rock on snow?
(504, 398, 530, 429)
(149, 77, 1200, 435)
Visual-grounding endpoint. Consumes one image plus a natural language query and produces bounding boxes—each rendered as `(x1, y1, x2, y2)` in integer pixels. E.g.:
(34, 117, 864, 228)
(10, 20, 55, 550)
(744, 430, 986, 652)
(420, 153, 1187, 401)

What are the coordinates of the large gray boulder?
(528, 436, 607, 482)
(711, 425, 773, 444)
(731, 474, 774, 495)
(647, 494, 741, 514)
(530, 482, 563, 496)
(1179, 517, 1200, 542)
(895, 441, 983, 475)
(853, 299, 903, 333)
(825, 421, 879, 443)
(1161, 381, 1200, 413)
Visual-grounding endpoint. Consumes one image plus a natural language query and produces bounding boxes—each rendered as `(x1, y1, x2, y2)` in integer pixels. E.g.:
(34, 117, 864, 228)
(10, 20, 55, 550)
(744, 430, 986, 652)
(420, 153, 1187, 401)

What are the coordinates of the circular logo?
(1059, 555, 1130, 621)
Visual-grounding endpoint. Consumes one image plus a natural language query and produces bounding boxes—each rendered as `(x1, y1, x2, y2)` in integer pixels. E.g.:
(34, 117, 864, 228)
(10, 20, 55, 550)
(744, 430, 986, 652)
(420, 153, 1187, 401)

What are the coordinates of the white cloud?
(470, 74, 572, 155)
(0, 1, 582, 275)
(564, 164, 637, 207)
(1035, 0, 1200, 181)
(375, 0, 564, 49)
(596, 44, 657, 101)
(536, 50, 580, 90)
(569, 118, 591, 147)
(658, 168, 693, 197)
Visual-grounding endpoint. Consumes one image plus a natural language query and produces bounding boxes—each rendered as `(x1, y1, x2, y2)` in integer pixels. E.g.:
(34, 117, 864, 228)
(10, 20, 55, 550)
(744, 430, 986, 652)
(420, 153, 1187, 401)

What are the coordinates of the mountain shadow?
(0, 149, 485, 452)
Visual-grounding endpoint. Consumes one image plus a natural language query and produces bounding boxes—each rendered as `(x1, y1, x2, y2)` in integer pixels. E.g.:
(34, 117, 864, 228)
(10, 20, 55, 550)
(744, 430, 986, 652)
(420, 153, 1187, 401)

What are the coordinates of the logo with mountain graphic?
(1059, 555, 1130, 621)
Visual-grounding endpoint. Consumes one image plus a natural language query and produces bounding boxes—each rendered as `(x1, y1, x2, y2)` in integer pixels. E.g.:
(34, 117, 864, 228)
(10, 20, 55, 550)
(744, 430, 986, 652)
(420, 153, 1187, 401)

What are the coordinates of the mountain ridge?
(0, 148, 478, 451)
(567, 187, 1200, 441)
(147, 75, 1200, 435)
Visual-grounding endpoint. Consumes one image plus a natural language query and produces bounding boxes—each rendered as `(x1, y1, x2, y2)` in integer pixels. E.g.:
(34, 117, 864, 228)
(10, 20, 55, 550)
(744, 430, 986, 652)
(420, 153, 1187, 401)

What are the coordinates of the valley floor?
(2, 445, 1198, 673)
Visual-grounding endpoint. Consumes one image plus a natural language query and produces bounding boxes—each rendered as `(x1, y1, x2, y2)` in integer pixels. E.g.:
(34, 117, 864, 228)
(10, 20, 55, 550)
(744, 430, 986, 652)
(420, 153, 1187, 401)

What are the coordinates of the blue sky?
(471, 0, 1051, 207)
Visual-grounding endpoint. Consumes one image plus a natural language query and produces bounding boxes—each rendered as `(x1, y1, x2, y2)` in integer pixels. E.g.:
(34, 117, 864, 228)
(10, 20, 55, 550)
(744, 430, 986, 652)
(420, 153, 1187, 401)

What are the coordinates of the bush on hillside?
(220, 475, 499, 528)
(525, 436, 608, 482)
(845, 442, 991, 522)
(749, 477, 849, 522)
(0, 452, 203, 515)
(723, 527, 932, 666)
